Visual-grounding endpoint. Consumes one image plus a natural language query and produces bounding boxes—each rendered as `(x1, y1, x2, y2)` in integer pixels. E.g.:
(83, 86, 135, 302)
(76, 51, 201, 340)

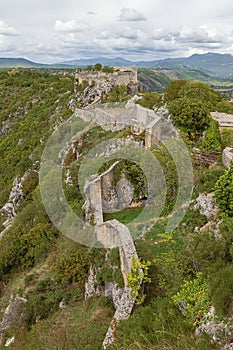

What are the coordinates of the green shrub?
(214, 161, 233, 217)
(22, 170, 39, 199)
(202, 118, 222, 152)
(135, 92, 163, 109)
(208, 261, 233, 316)
(172, 273, 210, 326)
(221, 128, 233, 149)
(20, 223, 57, 268)
(52, 239, 89, 285)
(198, 165, 225, 193)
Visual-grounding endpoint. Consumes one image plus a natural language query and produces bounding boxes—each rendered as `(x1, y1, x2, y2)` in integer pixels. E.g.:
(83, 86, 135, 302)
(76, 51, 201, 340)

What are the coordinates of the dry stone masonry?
(83, 162, 142, 347)
(75, 68, 138, 107)
(75, 102, 162, 148)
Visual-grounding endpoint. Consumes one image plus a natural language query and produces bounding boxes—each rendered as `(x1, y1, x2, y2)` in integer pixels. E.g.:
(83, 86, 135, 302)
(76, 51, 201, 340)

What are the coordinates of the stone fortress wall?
(75, 67, 138, 88)
(74, 103, 162, 148)
(83, 162, 141, 349)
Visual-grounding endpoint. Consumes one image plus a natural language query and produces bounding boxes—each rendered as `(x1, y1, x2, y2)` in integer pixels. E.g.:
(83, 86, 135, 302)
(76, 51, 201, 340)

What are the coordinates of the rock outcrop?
(1, 176, 25, 235)
(75, 68, 138, 107)
(193, 192, 218, 219)
(0, 295, 27, 346)
(222, 147, 233, 168)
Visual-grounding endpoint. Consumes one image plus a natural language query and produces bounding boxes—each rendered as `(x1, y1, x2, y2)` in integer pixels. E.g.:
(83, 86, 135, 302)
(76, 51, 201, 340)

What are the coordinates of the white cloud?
(0, 20, 18, 36)
(54, 19, 88, 33)
(1, 0, 233, 62)
(178, 25, 224, 44)
(118, 8, 146, 22)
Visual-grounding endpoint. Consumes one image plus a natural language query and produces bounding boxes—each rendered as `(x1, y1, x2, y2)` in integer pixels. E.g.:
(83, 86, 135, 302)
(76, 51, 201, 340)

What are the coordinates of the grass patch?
(104, 207, 143, 224)
(9, 297, 114, 350)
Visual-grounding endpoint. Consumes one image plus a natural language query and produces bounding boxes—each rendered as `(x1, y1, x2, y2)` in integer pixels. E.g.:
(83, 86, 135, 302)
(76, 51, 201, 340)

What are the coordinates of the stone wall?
(75, 68, 138, 88)
(83, 163, 142, 348)
(83, 161, 134, 226)
(211, 112, 233, 128)
(75, 103, 162, 148)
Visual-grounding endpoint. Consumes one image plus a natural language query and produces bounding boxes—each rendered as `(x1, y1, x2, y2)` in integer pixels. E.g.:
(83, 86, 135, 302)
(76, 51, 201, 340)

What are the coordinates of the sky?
(1, 0, 233, 63)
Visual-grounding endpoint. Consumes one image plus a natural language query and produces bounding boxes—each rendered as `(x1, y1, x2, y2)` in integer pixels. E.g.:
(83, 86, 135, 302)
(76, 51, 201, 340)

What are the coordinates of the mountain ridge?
(1, 52, 233, 79)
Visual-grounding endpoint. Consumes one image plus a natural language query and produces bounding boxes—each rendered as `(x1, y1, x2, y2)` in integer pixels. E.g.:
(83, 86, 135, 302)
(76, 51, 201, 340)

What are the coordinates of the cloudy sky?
(1, 0, 233, 63)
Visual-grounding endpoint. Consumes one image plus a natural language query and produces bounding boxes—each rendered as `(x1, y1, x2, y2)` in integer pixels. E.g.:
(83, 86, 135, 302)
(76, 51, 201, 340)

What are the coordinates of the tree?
(164, 80, 188, 103)
(168, 97, 210, 140)
(94, 63, 102, 71)
(136, 92, 163, 110)
(214, 161, 233, 217)
(178, 81, 222, 111)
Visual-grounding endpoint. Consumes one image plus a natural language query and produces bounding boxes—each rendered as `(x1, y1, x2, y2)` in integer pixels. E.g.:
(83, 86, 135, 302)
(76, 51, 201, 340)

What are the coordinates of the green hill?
(0, 69, 233, 349)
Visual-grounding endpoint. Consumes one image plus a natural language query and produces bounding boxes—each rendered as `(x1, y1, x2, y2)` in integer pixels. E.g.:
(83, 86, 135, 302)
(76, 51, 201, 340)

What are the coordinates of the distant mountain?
(0, 58, 47, 68)
(147, 53, 233, 79)
(57, 57, 133, 67)
(1, 53, 233, 79)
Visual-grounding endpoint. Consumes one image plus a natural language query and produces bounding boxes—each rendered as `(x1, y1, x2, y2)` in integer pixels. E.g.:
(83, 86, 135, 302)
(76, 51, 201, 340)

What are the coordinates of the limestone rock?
(104, 282, 123, 309)
(5, 336, 15, 347)
(222, 147, 233, 168)
(193, 192, 218, 219)
(85, 266, 102, 300)
(0, 296, 27, 334)
(1, 176, 24, 235)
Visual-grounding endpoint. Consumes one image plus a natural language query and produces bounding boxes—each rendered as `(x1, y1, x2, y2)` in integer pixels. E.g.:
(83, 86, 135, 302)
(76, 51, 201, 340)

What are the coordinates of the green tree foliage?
(201, 118, 222, 152)
(214, 161, 233, 217)
(221, 128, 233, 149)
(152, 145, 178, 209)
(94, 63, 102, 71)
(0, 69, 73, 205)
(102, 65, 114, 73)
(178, 81, 222, 110)
(52, 239, 89, 285)
(164, 80, 188, 103)
(215, 100, 233, 114)
(168, 96, 210, 140)
(103, 84, 128, 102)
(136, 92, 163, 110)
(167, 81, 223, 141)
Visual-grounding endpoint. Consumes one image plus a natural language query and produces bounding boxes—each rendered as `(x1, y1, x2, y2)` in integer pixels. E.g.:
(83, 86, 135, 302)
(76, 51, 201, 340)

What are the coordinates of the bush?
(221, 128, 233, 149)
(202, 118, 222, 152)
(172, 273, 210, 326)
(208, 261, 233, 316)
(20, 223, 57, 268)
(22, 170, 39, 199)
(214, 162, 233, 217)
(136, 92, 163, 109)
(52, 238, 89, 285)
